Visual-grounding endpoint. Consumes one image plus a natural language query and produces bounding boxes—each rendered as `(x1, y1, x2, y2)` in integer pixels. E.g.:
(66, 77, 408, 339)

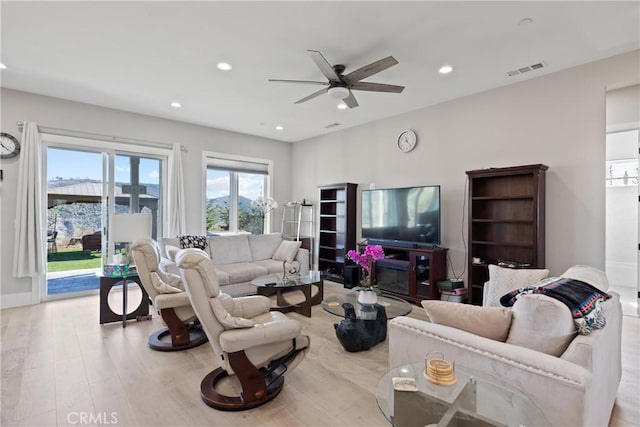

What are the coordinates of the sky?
(47, 148, 159, 184)
(206, 169, 264, 200)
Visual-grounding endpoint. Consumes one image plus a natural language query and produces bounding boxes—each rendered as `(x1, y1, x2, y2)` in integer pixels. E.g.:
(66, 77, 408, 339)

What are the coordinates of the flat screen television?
(361, 185, 441, 248)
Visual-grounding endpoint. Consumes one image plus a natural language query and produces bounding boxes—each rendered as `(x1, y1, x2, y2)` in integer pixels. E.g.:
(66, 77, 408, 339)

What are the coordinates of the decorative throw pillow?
(506, 294, 577, 356)
(485, 265, 549, 307)
(178, 235, 208, 250)
(271, 240, 302, 263)
(165, 245, 180, 262)
(421, 300, 513, 342)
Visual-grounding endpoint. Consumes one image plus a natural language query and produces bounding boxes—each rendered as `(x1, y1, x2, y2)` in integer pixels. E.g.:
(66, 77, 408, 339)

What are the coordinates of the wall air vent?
(507, 62, 545, 77)
(325, 122, 341, 129)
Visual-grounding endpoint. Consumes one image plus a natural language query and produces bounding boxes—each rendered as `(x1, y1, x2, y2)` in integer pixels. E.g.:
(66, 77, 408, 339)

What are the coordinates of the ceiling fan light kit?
(328, 86, 349, 99)
(269, 49, 405, 109)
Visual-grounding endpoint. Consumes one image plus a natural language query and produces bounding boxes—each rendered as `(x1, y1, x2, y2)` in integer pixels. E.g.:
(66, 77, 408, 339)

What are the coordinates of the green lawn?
(47, 248, 102, 272)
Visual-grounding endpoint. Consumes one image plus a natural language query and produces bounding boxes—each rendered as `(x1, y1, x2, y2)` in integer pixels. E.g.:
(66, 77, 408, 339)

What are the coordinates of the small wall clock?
(397, 130, 417, 153)
(0, 133, 21, 159)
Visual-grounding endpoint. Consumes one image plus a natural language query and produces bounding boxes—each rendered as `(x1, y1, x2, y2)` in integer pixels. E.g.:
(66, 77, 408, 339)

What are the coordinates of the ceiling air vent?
(325, 122, 341, 129)
(507, 62, 545, 77)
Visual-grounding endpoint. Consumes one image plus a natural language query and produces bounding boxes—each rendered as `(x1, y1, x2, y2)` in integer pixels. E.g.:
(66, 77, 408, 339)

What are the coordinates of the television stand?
(359, 243, 448, 304)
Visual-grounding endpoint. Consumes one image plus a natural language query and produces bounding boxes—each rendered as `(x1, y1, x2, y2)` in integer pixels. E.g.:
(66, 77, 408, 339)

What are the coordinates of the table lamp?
(109, 213, 152, 270)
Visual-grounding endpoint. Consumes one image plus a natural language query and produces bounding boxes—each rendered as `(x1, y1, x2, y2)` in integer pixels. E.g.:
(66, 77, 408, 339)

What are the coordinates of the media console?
(358, 243, 448, 304)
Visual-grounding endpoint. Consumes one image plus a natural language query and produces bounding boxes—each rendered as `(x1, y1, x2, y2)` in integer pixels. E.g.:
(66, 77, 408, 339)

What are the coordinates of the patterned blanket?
(500, 277, 611, 335)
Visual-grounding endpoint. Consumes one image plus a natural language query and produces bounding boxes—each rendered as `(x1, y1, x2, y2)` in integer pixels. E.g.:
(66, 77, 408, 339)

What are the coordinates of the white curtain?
(166, 143, 185, 236)
(13, 122, 45, 277)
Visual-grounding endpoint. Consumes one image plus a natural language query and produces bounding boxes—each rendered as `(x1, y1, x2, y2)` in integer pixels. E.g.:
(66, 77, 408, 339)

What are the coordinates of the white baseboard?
(0, 291, 36, 309)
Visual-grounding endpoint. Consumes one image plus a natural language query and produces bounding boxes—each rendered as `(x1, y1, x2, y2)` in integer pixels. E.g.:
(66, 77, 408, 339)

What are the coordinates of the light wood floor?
(1, 282, 638, 426)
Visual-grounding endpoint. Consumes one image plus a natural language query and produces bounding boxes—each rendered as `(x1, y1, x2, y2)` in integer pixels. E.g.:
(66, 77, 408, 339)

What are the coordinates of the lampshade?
(110, 213, 152, 243)
(328, 86, 349, 100)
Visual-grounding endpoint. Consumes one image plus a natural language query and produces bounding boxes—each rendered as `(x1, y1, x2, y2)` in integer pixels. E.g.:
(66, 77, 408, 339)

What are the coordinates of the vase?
(357, 289, 378, 306)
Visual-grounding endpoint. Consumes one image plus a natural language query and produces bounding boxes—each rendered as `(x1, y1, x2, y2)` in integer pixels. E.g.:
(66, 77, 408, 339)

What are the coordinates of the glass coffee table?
(376, 362, 549, 427)
(251, 271, 324, 317)
(322, 292, 412, 320)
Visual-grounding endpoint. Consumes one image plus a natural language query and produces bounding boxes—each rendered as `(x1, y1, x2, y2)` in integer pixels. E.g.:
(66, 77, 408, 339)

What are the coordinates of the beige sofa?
(388, 266, 622, 427)
(159, 233, 309, 297)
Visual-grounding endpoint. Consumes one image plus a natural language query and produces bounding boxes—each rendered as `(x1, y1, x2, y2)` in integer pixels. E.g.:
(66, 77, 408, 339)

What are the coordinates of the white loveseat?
(159, 233, 309, 297)
(388, 266, 623, 427)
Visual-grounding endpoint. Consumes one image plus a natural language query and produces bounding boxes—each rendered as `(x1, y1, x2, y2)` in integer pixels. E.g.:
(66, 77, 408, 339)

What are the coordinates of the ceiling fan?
(269, 50, 405, 109)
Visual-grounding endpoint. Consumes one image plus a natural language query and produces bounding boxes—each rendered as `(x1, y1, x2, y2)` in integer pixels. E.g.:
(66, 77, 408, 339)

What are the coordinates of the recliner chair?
(176, 248, 309, 411)
(130, 239, 208, 351)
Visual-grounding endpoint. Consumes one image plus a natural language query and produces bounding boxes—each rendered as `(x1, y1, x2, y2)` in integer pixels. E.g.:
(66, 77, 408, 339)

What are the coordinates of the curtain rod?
(16, 121, 186, 152)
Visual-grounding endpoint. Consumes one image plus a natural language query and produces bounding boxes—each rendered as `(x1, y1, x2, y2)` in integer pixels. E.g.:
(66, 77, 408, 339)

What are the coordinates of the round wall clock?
(397, 129, 417, 153)
(0, 133, 21, 159)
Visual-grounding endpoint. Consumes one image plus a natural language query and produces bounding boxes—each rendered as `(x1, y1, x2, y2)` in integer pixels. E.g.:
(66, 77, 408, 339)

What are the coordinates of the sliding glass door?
(44, 138, 165, 300)
(46, 147, 106, 297)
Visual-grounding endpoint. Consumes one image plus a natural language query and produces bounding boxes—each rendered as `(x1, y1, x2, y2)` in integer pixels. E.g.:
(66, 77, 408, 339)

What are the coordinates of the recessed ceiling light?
(275, 125, 284, 131)
(439, 65, 453, 74)
(217, 62, 232, 71)
(170, 102, 182, 108)
(0, 63, 6, 69)
(337, 103, 347, 110)
(518, 17, 533, 26)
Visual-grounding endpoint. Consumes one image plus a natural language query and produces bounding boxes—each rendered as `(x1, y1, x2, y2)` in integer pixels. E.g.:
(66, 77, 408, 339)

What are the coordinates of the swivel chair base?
(200, 367, 284, 411)
(147, 323, 208, 352)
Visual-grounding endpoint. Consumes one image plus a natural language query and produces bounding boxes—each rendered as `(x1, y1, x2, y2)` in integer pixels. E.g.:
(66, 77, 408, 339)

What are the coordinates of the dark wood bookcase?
(466, 164, 548, 305)
(318, 183, 357, 283)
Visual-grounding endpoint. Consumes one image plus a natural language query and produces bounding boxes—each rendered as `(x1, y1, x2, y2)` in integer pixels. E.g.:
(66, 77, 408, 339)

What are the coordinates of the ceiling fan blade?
(268, 79, 329, 86)
(295, 87, 329, 104)
(307, 50, 341, 82)
(344, 56, 398, 83)
(343, 91, 359, 108)
(350, 82, 405, 93)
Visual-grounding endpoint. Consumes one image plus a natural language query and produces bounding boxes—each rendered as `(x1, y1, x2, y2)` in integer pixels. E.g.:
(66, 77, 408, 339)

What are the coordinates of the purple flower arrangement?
(346, 245, 385, 289)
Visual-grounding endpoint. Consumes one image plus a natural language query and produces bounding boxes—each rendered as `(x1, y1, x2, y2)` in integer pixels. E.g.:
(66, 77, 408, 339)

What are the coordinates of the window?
(204, 153, 272, 235)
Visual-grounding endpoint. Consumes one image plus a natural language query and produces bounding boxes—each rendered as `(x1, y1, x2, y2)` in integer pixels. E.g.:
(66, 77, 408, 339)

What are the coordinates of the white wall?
(607, 85, 640, 128)
(291, 50, 640, 283)
(0, 88, 293, 299)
